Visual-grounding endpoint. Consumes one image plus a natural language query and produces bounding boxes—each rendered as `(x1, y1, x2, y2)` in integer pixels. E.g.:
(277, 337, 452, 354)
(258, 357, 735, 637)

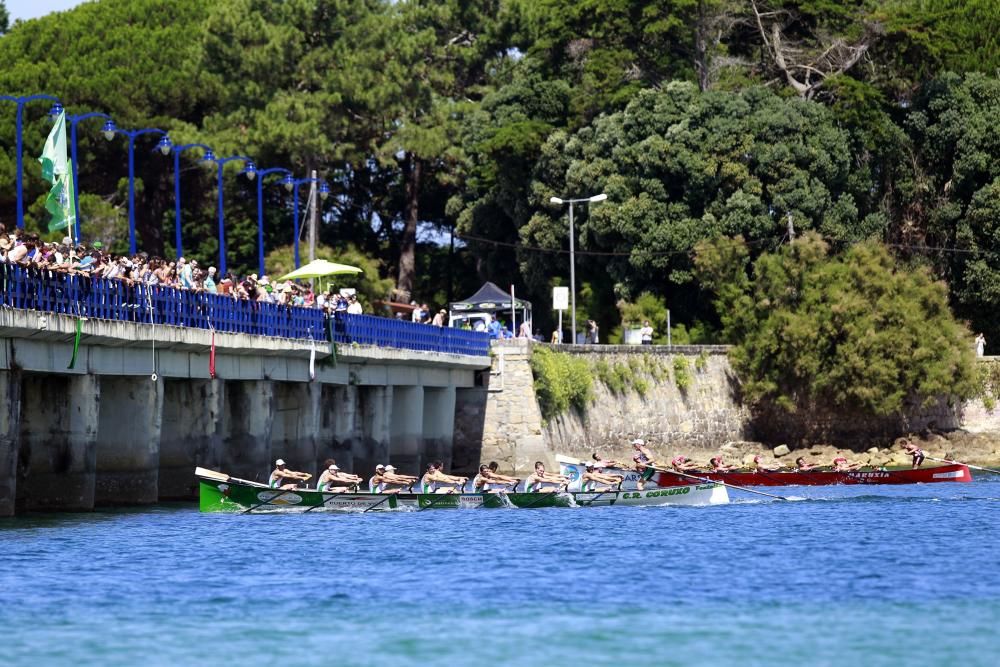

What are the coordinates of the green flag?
(38, 110, 76, 233)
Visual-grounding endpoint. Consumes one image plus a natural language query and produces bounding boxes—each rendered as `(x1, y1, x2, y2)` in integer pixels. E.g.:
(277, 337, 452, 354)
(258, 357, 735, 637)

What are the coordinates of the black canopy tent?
(448, 281, 532, 331)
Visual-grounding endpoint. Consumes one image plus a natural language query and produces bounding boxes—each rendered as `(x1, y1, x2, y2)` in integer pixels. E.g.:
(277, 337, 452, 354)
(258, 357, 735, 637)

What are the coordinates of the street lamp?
(0, 93, 61, 229)
(48, 103, 114, 242)
(549, 192, 607, 344)
(169, 143, 214, 260)
(205, 154, 255, 276)
(253, 166, 293, 277)
(287, 175, 330, 268)
(107, 123, 172, 255)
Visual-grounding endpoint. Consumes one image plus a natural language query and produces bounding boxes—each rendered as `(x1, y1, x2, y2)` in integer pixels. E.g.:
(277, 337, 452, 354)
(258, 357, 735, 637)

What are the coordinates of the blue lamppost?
(47, 102, 113, 242)
(0, 93, 61, 229)
(169, 143, 214, 260)
(207, 154, 255, 276)
(103, 120, 172, 255)
(253, 167, 292, 277)
(281, 174, 330, 268)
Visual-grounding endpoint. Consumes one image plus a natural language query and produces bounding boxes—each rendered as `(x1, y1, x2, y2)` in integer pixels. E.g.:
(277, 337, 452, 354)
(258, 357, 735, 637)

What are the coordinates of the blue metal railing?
(0, 264, 490, 356)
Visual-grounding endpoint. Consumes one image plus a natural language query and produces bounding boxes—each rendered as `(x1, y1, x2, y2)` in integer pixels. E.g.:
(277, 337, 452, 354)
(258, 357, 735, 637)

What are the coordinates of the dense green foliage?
(695, 233, 977, 417)
(3, 0, 1000, 347)
(530, 346, 593, 420)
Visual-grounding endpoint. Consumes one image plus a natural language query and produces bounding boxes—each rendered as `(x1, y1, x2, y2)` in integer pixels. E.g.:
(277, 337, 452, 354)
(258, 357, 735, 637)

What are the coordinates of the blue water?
(2, 479, 999, 666)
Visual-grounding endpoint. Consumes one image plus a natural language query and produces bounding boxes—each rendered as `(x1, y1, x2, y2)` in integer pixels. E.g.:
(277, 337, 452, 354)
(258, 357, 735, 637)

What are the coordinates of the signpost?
(552, 286, 569, 344)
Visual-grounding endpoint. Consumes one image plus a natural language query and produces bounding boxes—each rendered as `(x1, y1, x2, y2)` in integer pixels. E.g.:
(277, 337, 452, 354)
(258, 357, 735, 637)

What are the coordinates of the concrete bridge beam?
(0, 370, 22, 517)
(390, 386, 424, 475)
(159, 379, 225, 499)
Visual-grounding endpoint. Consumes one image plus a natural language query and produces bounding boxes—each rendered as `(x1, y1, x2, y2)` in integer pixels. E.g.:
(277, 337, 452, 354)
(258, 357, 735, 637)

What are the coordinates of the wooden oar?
(303, 486, 355, 513)
(363, 483, 415, 513)
(417, 484, 466, 511)
(578, 481, 622, 507)
(241, 486, 298, 514)
(650, 465, 790, 501)
(924, 455, 1000, 475)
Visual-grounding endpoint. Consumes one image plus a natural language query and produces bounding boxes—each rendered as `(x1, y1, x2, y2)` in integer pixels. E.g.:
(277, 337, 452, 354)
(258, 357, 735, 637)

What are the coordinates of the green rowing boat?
(195, 468, 729, 512)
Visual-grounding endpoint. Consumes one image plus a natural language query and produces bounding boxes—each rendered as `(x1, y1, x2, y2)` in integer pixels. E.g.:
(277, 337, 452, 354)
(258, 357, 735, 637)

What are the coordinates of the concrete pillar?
(356, 385, 392, 475)
(0, 370, 22, 517)
(452, 386, 487, 475)
(271, 382, 321, 476)
(390, 386, 424, 475)
(159, 379, 225, 499)
(317, 384, 360, 472)
(17, 373, 100, 511)
(95, 376, 164, 505)
(423, 386, 456, 470)
(221, 380, 274, 483)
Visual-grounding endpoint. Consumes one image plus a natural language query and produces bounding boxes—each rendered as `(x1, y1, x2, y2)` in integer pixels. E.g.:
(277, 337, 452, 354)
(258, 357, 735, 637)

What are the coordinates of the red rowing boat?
(651, 463, 972, 487)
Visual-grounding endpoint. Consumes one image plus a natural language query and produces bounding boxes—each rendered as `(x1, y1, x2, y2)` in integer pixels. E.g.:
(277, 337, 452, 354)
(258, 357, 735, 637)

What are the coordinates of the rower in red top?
(903, 440, 925, 468)
(671, 455, 700, 473)
(832, 455, 863, 471)
(709, 456, 736, 473)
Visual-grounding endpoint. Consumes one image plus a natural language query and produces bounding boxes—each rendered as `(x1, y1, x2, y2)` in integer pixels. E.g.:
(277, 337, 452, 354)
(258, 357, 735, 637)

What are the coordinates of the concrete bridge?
(0, 306, 490, 516)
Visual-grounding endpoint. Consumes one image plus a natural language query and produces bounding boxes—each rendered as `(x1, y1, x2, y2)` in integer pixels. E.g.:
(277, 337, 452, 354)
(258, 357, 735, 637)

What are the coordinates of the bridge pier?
(357, 385, 392, 474)
(271, 382, 321, 477)
(0, 370, 22, 517)
(16, 373, 100, 511)
(95, 376, 164, 505)
(221, 380, 274, 483)
(390, 386, 425, 474)
(320, 385, 360, 472)
(423, 386, 456, 470)
(159, 379, 225, 499)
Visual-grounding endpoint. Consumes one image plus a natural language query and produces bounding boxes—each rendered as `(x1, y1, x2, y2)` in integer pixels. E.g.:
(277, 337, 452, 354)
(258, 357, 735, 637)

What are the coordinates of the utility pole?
(787, 211, 796, 242)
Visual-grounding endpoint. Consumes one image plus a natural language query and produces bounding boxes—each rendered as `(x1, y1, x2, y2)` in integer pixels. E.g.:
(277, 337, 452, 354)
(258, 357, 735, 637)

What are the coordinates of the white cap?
(375, 464, 386, 470)
(631, 438, 645, 446)
(384, 465, 396, 472)
(328, 464, 339, 471)
(275, 459, 285, 466)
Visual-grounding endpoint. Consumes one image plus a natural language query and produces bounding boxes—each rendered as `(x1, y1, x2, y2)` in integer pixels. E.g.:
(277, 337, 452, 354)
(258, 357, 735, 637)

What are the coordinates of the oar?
(924, 455, 1000, 475)
(241, 486, 298, 514)
(578, 480, 622, 507)
(363, 483, 414, 513)
(650, 465, 790, 501)
(303, 486, 355, 513)
(417, 482, 467, 511)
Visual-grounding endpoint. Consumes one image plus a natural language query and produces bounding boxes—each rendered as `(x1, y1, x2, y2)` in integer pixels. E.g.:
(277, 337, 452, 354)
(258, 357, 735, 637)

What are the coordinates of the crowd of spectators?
(0, 225, 365, 315)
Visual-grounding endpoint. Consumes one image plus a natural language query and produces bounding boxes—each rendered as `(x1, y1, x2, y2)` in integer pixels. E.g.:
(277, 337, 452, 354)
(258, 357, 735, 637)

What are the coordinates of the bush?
(673, 356, 692, 391)
(694, 350, 709, 372)
(531, 347, 594, 420)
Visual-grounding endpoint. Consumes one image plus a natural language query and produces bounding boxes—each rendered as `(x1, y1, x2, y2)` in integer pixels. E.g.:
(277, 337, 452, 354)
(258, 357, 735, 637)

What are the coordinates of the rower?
(581, 463, 624, 491)
(630, 439, 662, 490)
(474, 464, 518, 492)
(795, 456, 822, 471)
(317, 464, 362, 492)
(832, 455, 863, 472)
(753, 454, 783, 473)
(268, 458, 311, 489)
(368, 464, 387, 493)
(524, 461, 569, 492)
(710, 456, 737, 473)
(591, 452, 628, 469)
(902, 440, 925, 468)
(671, 455, 700, 473)
(421, 461, 468, 494)
(379, 465, 418, 493)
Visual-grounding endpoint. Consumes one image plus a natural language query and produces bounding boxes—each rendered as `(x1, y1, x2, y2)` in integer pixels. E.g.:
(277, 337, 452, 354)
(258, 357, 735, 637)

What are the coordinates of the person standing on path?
(975, 333, 986, 357)
(640, 320, 653, 345)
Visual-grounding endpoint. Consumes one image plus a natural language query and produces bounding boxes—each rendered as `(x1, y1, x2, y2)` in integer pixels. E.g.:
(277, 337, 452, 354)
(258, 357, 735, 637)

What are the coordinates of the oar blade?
(195, 467, 229, 482)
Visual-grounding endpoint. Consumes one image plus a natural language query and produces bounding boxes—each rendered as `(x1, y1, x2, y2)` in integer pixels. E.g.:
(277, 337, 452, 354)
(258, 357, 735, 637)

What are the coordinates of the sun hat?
(328, 464, 339, 471)
(275, 458, 286, 466)
(375, 464, 386, 471)
(384, 465, 396, 472)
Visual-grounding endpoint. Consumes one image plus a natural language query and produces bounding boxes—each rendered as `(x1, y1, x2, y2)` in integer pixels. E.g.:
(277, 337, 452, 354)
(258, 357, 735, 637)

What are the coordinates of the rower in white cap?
(317, 463, 363, 492)
(268, 459, 311, 489)
(377, 465, 419, 493)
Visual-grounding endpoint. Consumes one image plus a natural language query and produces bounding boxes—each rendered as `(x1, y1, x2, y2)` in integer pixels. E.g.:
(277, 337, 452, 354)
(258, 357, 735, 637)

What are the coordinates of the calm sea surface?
(2, 478, 998, 666)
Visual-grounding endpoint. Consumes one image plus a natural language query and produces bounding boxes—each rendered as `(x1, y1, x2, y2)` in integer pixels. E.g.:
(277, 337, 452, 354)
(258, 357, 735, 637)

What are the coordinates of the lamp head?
(588, 193, 608, 203)
(549, 196, 564, 205)
(201, 149, 217, 164)
(156, 134, 173, 156)
(319, 182, 330, 200)
(243, 161, 257, 180)
(282, 174, 295, 192)
(102, 119, 117, 141)
(48, 102, 64, 120)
